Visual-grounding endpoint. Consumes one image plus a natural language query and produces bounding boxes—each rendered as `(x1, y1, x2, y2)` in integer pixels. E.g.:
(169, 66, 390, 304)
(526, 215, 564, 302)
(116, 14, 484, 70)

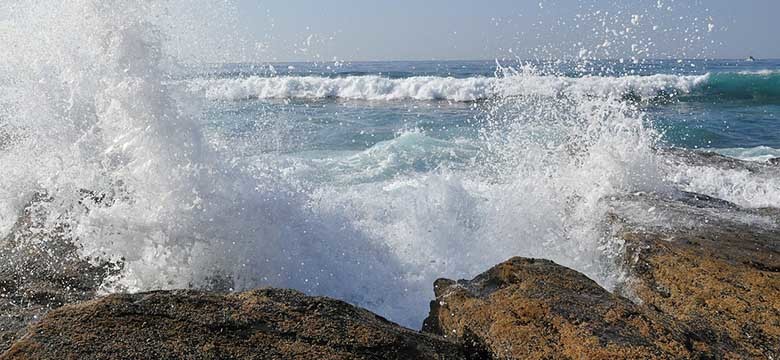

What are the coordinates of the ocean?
(1, 2, 779, 329)
(187, 59, 780, 153)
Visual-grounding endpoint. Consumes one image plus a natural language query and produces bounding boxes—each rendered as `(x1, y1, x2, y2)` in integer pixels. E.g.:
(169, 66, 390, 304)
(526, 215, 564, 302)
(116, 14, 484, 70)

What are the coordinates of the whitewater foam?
(0, 1, 675, 324)
(2, 0, 775, 331)
(184, 73, 707, 103)
(186, 75, 495, 102)
(667, 165, 780, 209)
(185, 69, 780, 104)
(712, 146, 780, 163)
(738, 69, 780, 75)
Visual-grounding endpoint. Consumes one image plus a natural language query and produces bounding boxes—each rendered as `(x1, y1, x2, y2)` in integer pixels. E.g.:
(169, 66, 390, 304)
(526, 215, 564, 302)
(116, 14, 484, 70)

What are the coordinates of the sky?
(165, 0, 780, 62)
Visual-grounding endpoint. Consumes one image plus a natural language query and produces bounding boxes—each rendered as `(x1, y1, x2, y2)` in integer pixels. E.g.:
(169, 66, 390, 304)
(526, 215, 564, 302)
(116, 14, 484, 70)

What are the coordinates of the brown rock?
(4, 150, 777, 359)
(612, 192, 780, 358)
(422, 257, 716, 359)
(2, 288, 472, 360)
(1, 193, 474, 359)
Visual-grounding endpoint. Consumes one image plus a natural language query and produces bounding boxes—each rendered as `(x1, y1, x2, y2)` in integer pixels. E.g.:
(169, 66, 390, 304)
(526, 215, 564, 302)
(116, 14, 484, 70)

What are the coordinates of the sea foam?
(184, 73, 707, 102)
(1, 0, 773, 331)
(0, 0, 670, 328)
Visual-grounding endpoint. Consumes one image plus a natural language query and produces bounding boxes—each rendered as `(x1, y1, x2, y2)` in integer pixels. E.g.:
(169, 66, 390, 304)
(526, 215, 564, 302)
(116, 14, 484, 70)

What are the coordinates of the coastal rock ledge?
(1, 152, 779, 359)
(422, 190, 780, 359)
(1, 288, 472, 360)
(422, 257, 717, 359)
(5, 250, 776, 359)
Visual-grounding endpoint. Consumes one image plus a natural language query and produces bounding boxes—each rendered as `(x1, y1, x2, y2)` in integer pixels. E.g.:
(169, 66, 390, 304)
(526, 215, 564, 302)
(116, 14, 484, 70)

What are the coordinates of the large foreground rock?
(611, 191, 780, 358)
(2, 151, 778, 359)
(2, 288, 472, 360)
(422, 190, 779, 359)
(422, 257, 718, 359)
(0, 193, 474, 359)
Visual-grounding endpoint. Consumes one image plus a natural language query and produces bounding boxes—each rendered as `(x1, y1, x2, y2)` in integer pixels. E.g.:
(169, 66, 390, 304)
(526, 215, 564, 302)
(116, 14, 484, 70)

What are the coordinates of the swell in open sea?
(1, 1, 779, 328)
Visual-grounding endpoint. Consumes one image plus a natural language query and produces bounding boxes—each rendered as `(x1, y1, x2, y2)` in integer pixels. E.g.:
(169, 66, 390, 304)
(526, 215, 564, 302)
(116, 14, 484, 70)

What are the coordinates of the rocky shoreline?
(1, 151, 779, 359)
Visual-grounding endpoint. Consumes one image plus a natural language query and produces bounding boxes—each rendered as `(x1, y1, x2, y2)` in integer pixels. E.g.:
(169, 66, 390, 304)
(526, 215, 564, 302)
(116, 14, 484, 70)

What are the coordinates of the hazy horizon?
(199, 57, 780, 65)
(164, 0, 780, 63)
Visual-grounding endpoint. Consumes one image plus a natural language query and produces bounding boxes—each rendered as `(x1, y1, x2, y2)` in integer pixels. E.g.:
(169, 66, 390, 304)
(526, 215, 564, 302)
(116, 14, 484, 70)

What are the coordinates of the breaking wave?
(186, 70, 780, 104)
(2, 0, 777, 330)
(681, 71, 780, 103)
(184, 73, 707, 102)
(712, 146, 780, 163)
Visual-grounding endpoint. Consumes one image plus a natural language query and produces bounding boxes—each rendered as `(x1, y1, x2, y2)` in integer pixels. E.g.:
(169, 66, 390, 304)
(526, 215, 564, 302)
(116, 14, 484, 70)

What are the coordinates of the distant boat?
(746, 56, 756, 62)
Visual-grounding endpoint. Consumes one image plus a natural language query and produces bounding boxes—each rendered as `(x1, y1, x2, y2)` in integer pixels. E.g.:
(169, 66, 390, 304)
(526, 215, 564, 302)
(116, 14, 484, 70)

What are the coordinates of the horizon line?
(191, 57, 780, 66)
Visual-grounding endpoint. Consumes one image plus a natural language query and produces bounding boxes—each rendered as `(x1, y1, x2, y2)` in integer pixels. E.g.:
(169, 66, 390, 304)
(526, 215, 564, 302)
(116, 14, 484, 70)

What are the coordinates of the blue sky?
(168, 0, 780, 62)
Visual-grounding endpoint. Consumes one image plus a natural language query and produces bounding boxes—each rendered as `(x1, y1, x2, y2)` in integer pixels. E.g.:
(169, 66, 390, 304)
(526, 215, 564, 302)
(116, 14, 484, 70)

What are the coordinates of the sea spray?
(0, 0, 410, 321)
(2, 0, 779, 331)
(298, 66, 668, 324)
(0, 0, 677, 328)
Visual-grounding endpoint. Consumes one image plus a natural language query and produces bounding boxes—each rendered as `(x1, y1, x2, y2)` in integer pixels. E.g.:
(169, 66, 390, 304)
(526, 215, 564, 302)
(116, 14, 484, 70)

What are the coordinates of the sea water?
(1, 1, 779, 328)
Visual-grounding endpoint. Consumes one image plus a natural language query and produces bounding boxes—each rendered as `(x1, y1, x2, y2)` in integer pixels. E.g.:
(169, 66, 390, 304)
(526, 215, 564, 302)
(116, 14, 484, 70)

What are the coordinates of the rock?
(2, 150, 778, 358)
(2, 288, 472, 360)
(423, 186, 780, 359)
(0, 193, 120, 352)
(611, 192, 780, 358)
(422, 257, 718, 359)
(658, 147, 778, 174)
(1, 194, 474, 359)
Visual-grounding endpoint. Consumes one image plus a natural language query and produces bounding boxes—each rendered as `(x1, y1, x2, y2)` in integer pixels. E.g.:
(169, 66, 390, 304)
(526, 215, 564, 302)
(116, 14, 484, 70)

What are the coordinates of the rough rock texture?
(2, 288, 472, 360)
(610, 191, 780, 358)
(422, 257, 717, 359)
(659, 147, 780, 174)
(2, 151, 779, 359)
(422, 177, 780, 359)
(0, 194, 473, 360)
(0, 193, 120, 352)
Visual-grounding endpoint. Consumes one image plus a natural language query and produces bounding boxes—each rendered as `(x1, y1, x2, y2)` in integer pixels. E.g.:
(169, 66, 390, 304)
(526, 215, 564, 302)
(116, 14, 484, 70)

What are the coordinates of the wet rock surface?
(0, 194, 120, 353)
(0, 195, 470, 359)
(422, 257, 719, 359)
(1, 150, 779, 359)
(620, 150, 780, 358)
(420, 150, 780, 359)
(2, 288, 470, 360)
(659, 147, 780, 174)
(609, 192, 780, 358)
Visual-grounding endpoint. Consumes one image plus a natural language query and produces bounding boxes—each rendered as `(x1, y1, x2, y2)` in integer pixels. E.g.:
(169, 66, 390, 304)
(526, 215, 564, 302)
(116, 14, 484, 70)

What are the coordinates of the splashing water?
(0, 0, 413, 318)
(2, 0, 778, 329)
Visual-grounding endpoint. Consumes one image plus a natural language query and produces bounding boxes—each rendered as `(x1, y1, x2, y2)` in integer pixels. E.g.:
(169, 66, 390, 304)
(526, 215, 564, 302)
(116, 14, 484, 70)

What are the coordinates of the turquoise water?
(192, 59, 780, 162)
(4, 0, 780, 331)
(4, 8, 780, 327)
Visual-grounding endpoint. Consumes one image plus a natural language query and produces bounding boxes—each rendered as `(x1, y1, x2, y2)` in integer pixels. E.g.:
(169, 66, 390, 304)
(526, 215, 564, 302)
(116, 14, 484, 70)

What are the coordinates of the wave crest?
(184, 73, 708, 102)
(186, 75, 495, 102)
(186, 70, 780, 104)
